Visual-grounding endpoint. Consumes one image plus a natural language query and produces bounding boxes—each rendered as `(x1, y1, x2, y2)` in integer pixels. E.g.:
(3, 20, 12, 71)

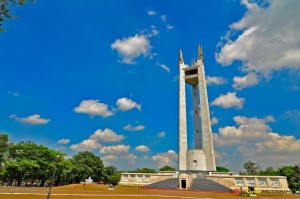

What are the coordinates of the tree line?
(1, 133, 299, 192)
(0, 133, 120, 186)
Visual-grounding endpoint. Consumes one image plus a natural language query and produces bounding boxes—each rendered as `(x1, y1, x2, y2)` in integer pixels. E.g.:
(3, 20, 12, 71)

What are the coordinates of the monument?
(119, 45, 290, 193)
(178, 45, 216, 172)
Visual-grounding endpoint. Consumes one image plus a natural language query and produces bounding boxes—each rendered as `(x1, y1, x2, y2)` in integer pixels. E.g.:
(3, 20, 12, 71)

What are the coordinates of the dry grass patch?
(0, 184, 299, 199)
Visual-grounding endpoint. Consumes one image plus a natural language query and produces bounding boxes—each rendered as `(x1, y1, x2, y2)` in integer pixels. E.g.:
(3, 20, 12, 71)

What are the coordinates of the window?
(235, 178, 244, 186)
(193, 160, 197, 167)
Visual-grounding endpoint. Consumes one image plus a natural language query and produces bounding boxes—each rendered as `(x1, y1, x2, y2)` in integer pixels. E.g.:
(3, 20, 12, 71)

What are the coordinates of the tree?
(159, 166, 176, 171)
(278, 165, 300, 193)
(0, 0, 35, 32)
(0, 133, 9, 163)
(134, 168, 156, 173)
(243, 160, 258, 175)
(69, 151, 104, 183)
(103, 166, 121, 186)
(4, 141, 64, 186)
(258, 167, 277, 176)
(216, 166, 229, 172)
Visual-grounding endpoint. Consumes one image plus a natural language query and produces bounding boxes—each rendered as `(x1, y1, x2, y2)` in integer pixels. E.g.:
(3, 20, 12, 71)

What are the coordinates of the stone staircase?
(190, 179, 232, 192)
(144, 177, 232, 192)
(144, 178, 179, 189)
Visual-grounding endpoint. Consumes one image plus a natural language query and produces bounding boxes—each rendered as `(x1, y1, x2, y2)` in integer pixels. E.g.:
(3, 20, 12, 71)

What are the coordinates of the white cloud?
(74, 100, 113, 117)
(102, 155, 119, 161)
(166, 24, 174, 30)
(116, 97, 141, 111)
(99, 145, 130, 155)
(216, 0, 300, 75)
(233, 73, 259, 90)
(10, 114, 50, 125)
(111, 34, 151, 64)
(123, 124, 145, 131)
(121, 154, 138, 164)
(57, 139, 70, 144)
(70, 128, 124, 151)
(151, 150, 178, 168)
(157, 132, 166, 138)
(148, 11, 157, 16)
(211, 92, 245, 109)
(211, 117, 218, 125)
(143, 155, 149, 160)
(160, 15, 167, 22)
(102, 155, 119, 162)
(157, 63, 170, 72)
(206, 76, 226, 85)
(135, 145, 150, 152)
(70, 139, 103, 151)
(214, 115, 300, 168)
(282, 109, 300, 124)
(214, 116, 274, 146)
(90, 128, 124, 142)
(7, 91, 20, 97)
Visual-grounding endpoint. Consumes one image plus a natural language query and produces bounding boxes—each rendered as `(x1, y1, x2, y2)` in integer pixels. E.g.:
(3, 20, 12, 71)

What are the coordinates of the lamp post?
(46, 155, 60, 199)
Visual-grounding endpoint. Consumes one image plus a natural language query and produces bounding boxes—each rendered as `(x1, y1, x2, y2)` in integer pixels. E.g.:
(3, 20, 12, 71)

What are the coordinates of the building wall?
(119, 172, 177, 186)
(208, 175, 291, 193)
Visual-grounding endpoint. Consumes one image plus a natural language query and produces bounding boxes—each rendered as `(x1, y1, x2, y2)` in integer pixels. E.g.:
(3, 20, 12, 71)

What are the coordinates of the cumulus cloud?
(121, 154, 138, 164)
(99, 145, 130, 155)
(206, 76, 226, 85)
(116, 97, 141, 111)
(123, 124, 145, 131)
(233, 73, 259, 90)
(135, 145, 150, 152)
(214, 115, 300, 167)
(157, 132, 166, 138)
(70, 128, 124, 151)
(74, 100, 113, 117)
(102, 155, 119, 162)
(10, 114, 50, 125)
(111, 34, 151, 64)
(70, 139, 103, 151)
(151, 150, 178, 168)
(214, 115, 274, 146)
(211, 117, 218, 125)
(90, 128, 124, 142)
(216, 0, 300, 75)
(57, 139, 70, 144)
(211, 92, 245, 109)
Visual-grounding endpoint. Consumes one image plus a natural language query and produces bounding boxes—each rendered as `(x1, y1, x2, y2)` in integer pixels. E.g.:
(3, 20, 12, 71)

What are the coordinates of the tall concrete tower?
(178, 45, 216, 172)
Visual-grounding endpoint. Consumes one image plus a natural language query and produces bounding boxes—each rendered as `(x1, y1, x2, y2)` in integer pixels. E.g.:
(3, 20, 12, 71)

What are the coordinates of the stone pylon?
(178, 45, 216, 172)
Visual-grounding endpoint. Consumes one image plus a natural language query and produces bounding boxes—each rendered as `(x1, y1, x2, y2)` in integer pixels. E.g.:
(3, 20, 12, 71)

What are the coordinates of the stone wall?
(208, 174, 291, 193)
(119, 172, 177, 186)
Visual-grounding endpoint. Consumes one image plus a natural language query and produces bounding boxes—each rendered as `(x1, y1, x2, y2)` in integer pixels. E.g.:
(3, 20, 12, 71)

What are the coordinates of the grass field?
(0, 184, 299, 199)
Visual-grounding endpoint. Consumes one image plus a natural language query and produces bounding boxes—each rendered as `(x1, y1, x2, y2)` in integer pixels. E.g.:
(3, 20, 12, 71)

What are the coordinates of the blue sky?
(1, 0, 300, 171)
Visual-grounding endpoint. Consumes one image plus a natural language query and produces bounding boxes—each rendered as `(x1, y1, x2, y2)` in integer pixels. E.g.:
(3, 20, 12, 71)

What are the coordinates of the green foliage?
(243, 160, 258, 175)
(258, 167, 277, 176)
(4, 141, 65, 186)
(0, 0, 35, 32)
(69, 151, 104, 183)
(216, 166, 229, 172)
(103, 166, 120, 186)
(278, 165, 300, 193)
(0, 133, 9, 163)
(134, 167, 156, 173)
(159, 166, 176, 171)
